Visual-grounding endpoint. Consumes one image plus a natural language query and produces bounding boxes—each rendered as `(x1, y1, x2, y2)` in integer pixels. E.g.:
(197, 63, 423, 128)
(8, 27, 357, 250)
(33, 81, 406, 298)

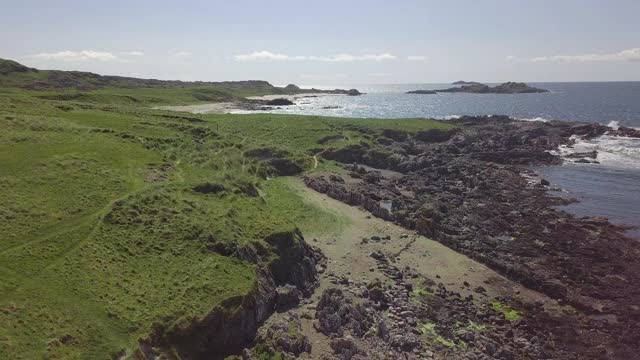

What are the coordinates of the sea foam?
(558, 134, 640, 169)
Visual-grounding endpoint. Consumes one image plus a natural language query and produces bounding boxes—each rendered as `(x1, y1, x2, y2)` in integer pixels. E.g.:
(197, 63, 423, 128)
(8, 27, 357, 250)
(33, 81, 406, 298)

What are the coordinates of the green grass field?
(0, 63, 453, 358)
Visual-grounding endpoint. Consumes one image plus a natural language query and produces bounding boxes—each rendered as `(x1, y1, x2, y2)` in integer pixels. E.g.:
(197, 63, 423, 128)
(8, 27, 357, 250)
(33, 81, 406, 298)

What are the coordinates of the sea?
(259, 82, 640, 237)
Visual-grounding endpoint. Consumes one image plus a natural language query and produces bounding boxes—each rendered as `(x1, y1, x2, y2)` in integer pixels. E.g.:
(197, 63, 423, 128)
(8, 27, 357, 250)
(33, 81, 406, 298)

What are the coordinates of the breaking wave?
(517, 116, 551, 122)
(558, 134, 640, 168)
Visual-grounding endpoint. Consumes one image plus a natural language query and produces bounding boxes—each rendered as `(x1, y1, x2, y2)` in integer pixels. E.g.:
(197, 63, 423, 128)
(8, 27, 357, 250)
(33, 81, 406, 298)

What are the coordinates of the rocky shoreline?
(302, 116, 640, 359)
(134, 116, 640, 359)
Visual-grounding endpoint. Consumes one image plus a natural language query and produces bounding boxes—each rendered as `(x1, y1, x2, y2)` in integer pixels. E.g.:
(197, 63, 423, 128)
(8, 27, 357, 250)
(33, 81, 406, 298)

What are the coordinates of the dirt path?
(283, 178, 559, 359)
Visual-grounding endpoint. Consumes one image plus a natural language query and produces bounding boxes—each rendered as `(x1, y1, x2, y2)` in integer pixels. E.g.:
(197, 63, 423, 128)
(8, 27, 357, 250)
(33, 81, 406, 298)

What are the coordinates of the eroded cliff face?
(134, 229, 323, 360)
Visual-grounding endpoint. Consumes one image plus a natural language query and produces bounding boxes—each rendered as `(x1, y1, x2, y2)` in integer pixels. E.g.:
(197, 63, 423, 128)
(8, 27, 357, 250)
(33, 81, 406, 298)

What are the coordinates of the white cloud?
(31, 50, 117, 62)
(368, 72, 392, 77)
(174, 51, 192, 58)
(508, 48, 640, 63)
(234, 50, 397, 62)
(407, 55, 429, 61)
(235, 51, 296, 61)
(120, 51, 144, 56)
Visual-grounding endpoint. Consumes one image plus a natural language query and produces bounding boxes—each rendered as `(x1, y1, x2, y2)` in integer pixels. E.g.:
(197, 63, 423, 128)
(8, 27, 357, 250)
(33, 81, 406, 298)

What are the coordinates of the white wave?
(517, 116, 550, 122)
(439, 115, 461, 120)
(607, 120, 620, 130)
(559, 134, 640, 169)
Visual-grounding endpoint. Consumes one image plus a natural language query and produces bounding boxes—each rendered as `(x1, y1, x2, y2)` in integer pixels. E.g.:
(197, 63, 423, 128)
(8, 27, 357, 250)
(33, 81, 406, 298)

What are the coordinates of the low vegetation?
(419, 322, 456, 348)
(491, 301, 523, 321)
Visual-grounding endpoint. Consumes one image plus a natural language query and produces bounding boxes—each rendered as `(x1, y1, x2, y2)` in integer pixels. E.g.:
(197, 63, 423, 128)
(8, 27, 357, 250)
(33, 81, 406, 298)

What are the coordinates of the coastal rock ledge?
(304, 115, 640, 359)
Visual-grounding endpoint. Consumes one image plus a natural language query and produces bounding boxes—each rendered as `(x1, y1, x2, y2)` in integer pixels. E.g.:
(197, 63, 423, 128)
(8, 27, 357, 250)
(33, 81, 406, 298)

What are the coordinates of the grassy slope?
(0, 78, 452, 358)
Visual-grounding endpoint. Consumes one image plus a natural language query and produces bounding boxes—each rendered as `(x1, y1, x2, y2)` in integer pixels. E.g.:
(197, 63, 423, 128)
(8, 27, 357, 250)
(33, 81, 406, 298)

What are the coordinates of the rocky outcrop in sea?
(436, 82, 549, 94)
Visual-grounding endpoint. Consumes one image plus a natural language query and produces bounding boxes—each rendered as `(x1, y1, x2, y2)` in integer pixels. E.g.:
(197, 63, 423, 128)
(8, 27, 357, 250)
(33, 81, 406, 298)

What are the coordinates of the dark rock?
(329, 175, 345, 183)
(268, 158, 303, 176)
(275, 285, 301, 311)
(474, 286, 487, 294)
(568, 123, 608, 139)
(564, 150, 598, 159)
(377, 319, 390, 340)
(330, 336, 362, 359)
(241, 348, 252, 360)
(609, 126, 640, 138)
(266, 98, 294, 106)
(315, 288, 372, 337)
(254, 314, 311, 357)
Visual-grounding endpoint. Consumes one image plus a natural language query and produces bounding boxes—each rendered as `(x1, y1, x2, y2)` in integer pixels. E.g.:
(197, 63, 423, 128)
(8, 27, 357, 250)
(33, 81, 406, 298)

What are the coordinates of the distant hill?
(0, 58, 279, 92)
(0, 58, 360, 97)
(0, 58, 36, 75)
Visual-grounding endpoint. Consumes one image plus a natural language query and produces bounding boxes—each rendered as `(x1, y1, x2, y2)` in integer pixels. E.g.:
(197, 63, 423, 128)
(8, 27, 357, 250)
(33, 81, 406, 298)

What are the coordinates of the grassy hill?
(0, 58, 359, 105)
(0, 60, 452, 358)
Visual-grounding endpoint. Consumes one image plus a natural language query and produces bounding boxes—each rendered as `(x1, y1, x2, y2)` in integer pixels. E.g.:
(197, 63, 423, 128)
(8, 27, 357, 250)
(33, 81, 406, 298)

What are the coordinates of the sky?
(1, 0, 639, 85)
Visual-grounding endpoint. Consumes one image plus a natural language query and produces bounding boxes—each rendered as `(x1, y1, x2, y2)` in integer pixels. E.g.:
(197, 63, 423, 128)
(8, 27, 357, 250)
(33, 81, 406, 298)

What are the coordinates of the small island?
(436, 82, 549, 94)
(406, 89, 436, 94)
(452, 80, 484, 85)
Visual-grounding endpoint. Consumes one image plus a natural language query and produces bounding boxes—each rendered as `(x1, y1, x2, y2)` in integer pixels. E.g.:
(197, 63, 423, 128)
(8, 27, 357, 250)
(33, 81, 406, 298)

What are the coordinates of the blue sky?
(1, 0, 639, 84)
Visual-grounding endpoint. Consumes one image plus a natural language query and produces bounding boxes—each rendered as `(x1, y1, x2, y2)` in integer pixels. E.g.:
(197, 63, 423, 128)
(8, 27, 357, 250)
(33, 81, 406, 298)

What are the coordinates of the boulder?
(275, 285, 301, 311)
(254, 314, 311, 357)
(266, 98, 294, 106)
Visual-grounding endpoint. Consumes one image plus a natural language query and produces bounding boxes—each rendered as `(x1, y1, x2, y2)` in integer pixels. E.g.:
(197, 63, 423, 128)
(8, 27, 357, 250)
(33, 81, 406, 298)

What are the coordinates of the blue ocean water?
(272, 82, 640, 126)
(263, 82, 640, 235)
